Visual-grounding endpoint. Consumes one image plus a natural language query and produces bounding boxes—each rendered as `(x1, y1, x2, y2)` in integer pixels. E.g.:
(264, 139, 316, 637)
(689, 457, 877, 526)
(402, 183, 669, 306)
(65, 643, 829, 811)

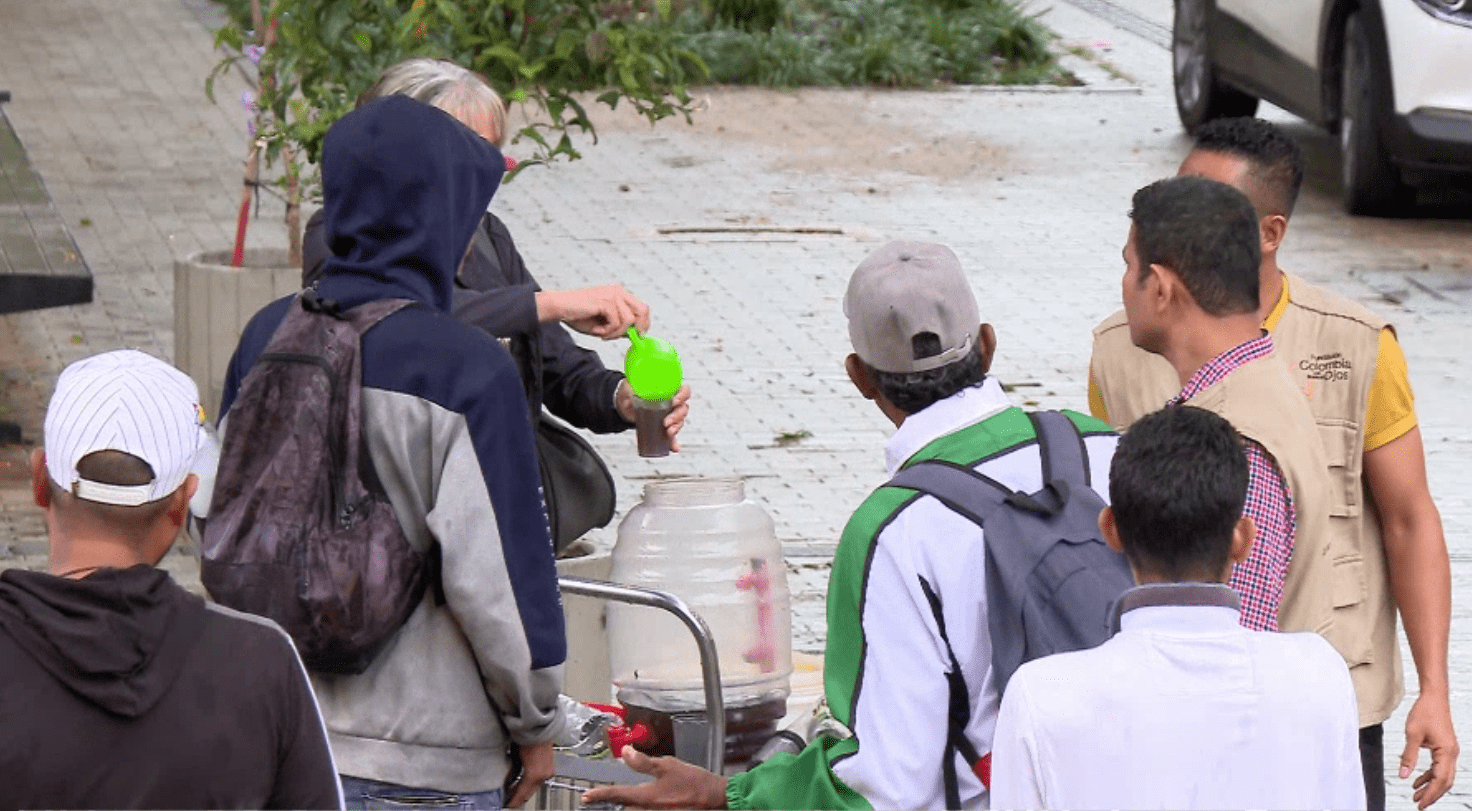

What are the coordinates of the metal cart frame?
(533, 577, 727, 809)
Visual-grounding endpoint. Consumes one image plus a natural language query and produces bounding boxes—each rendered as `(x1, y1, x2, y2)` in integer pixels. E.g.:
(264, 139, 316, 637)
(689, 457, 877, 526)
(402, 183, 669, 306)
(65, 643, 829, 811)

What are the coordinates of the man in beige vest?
(1117, 172, 1333, 639)
(1091, 117, 1457, 811)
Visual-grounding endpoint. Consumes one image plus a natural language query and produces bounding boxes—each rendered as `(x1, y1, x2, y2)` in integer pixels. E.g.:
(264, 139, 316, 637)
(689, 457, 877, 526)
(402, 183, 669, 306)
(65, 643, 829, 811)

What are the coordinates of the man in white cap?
(0, 349, 342, 809)
(584, 242, 1120, 810)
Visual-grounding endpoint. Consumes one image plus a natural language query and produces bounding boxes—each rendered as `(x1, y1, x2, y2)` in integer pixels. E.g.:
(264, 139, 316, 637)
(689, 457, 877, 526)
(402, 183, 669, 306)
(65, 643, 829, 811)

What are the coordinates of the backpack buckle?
(302, 288, 343, 317)
(1004, 479, 1070, 517)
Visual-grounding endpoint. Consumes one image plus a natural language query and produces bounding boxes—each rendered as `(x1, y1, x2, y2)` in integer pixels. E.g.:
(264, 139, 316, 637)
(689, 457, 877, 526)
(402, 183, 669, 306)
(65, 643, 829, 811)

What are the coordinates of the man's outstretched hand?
(581, 749, 728, 810)
(1401, 693, 1459, 809)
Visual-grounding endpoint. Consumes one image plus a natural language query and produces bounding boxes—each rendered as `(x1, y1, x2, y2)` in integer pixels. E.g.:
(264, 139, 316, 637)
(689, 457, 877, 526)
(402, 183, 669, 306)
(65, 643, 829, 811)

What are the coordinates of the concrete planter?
(173, 248, 298, 421)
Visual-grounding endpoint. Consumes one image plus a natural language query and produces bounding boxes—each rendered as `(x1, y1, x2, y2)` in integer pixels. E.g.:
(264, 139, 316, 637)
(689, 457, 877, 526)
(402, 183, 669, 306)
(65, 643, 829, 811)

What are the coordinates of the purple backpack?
(202, 291, 433, 674)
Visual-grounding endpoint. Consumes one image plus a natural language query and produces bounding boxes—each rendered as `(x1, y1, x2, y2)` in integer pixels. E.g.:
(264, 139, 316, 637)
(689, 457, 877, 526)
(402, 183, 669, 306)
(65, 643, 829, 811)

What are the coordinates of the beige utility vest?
(1090, 274, 1401, 726)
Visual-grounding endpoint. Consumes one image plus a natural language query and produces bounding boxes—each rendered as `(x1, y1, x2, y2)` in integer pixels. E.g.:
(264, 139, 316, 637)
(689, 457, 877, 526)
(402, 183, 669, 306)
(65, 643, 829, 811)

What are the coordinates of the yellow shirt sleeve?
(1364, 327, 1418, 452)
(1087, 368, 1109, 424)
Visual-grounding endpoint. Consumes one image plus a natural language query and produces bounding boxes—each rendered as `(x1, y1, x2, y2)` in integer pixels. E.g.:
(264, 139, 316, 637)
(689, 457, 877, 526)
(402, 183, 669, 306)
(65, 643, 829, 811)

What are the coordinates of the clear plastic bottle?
(608, 477, 792, 764)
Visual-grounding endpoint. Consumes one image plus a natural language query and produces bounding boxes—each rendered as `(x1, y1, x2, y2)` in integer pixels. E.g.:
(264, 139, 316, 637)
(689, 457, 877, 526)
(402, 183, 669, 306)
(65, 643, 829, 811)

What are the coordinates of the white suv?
(1172, 0, 1472, 215)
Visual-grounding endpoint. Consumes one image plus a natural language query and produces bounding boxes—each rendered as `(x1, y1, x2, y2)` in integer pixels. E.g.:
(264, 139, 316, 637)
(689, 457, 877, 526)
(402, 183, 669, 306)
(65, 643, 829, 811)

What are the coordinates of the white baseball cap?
(43, 350, 210, 507)
(844, 241, 981, 373)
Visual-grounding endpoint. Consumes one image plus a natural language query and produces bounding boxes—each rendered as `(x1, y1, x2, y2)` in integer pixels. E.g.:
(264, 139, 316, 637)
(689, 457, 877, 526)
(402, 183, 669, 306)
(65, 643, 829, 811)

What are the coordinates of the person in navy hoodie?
(217, 95, 566, 810)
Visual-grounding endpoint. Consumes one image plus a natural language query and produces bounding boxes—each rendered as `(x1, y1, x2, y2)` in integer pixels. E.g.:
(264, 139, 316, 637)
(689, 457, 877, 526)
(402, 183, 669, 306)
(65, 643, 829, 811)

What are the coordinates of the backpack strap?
(340, 296, 437, 605)
(885, 461, 1012, 526)
(282, 293, 440, 606)
(342, 297, 416, 333)
(1028, 410, 1092, 490)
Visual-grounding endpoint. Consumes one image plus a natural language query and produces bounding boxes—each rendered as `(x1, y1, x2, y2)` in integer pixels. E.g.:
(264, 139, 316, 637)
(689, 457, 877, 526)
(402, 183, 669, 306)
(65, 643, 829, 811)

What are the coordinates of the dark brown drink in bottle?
(620, 695, 789, 766)
(634, 397, 673, 458)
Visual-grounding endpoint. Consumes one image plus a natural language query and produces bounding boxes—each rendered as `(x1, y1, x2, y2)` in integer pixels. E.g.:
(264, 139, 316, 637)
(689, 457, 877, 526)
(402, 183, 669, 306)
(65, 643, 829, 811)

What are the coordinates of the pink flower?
(505, 155, 518, 172)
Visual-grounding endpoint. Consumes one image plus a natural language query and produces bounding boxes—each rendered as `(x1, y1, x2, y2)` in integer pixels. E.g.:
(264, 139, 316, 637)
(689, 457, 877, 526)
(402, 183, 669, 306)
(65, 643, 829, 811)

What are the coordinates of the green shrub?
(671, 0, 1064, 89)
(710, 0, 786, 30)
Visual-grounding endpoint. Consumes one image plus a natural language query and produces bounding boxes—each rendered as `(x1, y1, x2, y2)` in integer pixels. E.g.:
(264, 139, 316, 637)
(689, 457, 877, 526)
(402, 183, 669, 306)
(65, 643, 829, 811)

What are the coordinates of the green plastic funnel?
(624, 327, 683, 402)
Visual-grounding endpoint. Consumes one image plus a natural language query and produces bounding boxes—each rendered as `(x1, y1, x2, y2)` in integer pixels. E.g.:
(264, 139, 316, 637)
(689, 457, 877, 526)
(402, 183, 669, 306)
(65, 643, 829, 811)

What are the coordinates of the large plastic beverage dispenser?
(608, 477, 792, 766)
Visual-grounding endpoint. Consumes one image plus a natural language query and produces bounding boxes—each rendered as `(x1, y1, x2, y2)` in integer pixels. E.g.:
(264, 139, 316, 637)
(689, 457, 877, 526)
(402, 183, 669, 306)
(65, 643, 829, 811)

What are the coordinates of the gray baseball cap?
(844, 241, 980, 373)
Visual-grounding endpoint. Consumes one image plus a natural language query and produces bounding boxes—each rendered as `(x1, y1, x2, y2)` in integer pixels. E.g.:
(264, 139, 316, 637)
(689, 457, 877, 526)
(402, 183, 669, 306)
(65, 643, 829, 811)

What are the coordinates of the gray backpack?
(202, 291, 434, 675)
(886, 409, 1132, 802)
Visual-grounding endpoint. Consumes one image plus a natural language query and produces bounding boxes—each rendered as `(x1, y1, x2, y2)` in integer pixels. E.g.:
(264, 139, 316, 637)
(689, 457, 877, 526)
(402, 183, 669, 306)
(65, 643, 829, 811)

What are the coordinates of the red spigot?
(588, 702, 651, 758)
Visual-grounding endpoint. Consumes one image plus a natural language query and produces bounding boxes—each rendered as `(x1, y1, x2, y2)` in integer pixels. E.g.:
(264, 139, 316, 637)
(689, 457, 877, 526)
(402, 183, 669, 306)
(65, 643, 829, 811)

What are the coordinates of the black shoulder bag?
(535, 412, 616, 555)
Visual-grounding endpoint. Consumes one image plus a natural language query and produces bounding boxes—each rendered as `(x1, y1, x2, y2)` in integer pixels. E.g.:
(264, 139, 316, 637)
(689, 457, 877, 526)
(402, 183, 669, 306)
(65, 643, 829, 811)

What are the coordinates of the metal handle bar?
(557, 576, 726, 774)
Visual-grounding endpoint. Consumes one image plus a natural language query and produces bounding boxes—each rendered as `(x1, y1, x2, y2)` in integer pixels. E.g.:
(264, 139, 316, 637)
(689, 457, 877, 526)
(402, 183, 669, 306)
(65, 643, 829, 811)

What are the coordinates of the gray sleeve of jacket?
(363, 388, 567, 746)
(427, 412, 567, 745)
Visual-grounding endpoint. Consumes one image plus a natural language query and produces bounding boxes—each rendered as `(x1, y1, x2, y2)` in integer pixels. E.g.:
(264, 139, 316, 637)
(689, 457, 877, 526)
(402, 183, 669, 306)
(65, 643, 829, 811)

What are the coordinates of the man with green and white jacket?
(585, 241, 1119, 810)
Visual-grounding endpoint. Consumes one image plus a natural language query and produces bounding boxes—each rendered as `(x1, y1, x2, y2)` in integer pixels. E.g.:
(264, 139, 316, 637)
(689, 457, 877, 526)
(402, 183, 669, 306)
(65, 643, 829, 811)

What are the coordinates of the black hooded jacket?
(0, 565, 341, 809)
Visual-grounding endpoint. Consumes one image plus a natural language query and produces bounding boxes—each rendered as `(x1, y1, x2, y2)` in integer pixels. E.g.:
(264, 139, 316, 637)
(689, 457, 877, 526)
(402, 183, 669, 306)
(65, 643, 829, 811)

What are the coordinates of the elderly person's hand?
(536, 285, 651, 339)
(617, 383, 691, 452)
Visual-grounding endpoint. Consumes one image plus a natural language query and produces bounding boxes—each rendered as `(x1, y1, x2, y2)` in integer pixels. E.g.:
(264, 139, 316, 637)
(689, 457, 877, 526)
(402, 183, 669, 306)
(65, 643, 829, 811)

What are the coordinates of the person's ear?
(1229, 515, 1256, 566)
(1260, 215, 1287, 256)
(977, 324, 997, 374)
(165, 474, 200, 529)
(1151, 264, 1185, 313)
(1099, 506, 1124, 553)
(31, 449, 51, 510)
(1100, 506, 1144, 584)
(845, 354, 879, 401)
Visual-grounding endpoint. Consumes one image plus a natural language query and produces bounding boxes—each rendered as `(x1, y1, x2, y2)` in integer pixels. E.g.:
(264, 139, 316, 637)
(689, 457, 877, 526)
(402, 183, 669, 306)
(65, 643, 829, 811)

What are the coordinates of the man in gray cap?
(584, 241, 1120, 811)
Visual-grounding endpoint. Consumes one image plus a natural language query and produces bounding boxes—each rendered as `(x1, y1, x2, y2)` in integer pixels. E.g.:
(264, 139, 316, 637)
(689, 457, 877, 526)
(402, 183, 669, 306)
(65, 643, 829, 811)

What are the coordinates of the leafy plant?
(207, 0, 707, 265)
(710, 0, 786, 30)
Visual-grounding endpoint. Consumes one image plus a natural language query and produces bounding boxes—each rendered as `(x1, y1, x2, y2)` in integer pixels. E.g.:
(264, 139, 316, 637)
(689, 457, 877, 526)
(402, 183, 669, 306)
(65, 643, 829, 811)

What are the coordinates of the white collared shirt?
(990, 591, 1366, 810)
(884, 378, 1010, 472)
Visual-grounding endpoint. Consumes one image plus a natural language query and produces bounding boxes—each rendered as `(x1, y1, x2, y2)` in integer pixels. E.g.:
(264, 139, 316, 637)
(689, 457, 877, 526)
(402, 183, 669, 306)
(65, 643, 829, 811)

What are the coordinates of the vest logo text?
(1300, 352, 1351, 382)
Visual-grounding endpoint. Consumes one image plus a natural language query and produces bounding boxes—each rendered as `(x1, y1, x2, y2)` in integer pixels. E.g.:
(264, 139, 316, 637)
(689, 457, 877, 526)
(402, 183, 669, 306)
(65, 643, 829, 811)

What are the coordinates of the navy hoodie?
(217, 96, 567, 793)
(0, 565, 340, 809)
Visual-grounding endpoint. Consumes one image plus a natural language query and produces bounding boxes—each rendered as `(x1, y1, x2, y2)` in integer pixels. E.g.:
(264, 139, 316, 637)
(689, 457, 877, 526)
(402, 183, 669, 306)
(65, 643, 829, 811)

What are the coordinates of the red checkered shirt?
(1169, 332, 1296, 632)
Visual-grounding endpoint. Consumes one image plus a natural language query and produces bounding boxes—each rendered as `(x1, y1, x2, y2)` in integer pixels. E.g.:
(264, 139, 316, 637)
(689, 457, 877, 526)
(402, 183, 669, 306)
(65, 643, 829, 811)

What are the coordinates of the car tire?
(1340, 12, 1414, 216)
(1173, 0, 1258, 133)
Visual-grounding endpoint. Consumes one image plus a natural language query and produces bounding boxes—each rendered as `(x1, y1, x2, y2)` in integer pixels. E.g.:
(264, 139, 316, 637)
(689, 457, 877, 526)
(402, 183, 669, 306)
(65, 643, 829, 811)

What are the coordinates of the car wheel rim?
(1174, 0, 1209, 112)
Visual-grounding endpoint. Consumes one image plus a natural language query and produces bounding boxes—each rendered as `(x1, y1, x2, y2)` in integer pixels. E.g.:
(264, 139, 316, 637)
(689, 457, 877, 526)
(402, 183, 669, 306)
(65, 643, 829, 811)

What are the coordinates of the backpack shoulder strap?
(343, 298, 416, 333)
(885, 460, 1013, 527)
(1028, 410, 1092, 490)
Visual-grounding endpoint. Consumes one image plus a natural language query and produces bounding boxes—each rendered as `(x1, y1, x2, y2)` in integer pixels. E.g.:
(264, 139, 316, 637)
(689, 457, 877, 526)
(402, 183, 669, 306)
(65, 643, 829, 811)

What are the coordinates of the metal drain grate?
(656, 225, 848, 236)
(1061, 0, 1171, 50)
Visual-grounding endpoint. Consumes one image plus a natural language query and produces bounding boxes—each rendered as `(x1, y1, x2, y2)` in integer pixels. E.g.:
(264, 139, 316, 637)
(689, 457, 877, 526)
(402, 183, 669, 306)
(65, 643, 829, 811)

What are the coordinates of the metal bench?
(0, 92, 93, 315)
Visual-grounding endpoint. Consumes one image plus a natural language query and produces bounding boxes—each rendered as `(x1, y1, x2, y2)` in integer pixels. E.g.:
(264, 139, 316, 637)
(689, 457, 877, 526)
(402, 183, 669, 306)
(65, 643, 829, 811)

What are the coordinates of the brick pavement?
(0, 0, 1470, 807)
